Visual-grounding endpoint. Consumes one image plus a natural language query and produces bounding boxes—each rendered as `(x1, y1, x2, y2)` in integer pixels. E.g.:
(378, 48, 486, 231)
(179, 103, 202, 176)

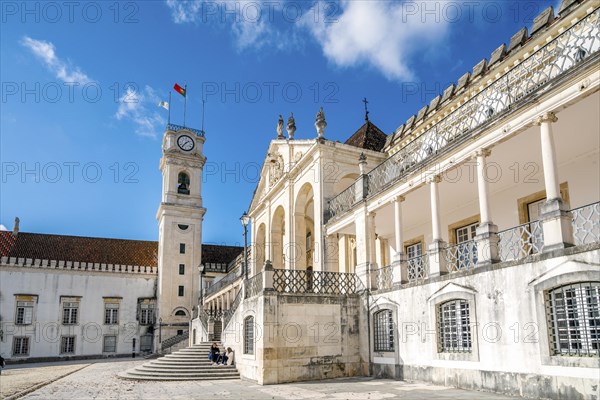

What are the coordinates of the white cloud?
(21, 36, 92, 83)
(165, 0, 202, 24)
(0, 224, 8, 231)
(300, 1, 451, 81)
(115, 85, 165, 138)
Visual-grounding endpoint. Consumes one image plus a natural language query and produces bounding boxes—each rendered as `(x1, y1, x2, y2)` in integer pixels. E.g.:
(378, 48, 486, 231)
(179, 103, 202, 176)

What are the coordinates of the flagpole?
(168, 91, 171, 125)
(183, 84, 187, 127)
(202, 99, 205, 133)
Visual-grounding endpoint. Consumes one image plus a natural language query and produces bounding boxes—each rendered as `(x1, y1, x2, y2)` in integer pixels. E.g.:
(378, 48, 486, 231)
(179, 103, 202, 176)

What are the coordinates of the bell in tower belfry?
(156, 123, 207, 351)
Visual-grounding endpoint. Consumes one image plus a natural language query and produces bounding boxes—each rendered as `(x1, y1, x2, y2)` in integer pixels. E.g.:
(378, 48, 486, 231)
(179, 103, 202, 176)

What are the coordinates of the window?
(178, 286, 184, 296)
(406, 242, 422, 259)
(177, 329, 184, 335)
(103, 336, 117, 352)
(179, 264, 185, 275)
(244, 316, 254, 354)
(139, 303, 155, 325)
(62, 301, 79, 325)
(177, 172, 190, 195)
(105, 303, 119, 324)
(61, 336, 75, 354)
(180, 243, 185, 254)
(546, 282, 600, 356)
(438, 299, 472, 352)
(454, 222, 478, 269)
(175, 310, 187, 316)
(373, 309, 395, 352)
(140, 334, 153, 352)
(15, 301, 33, 325)
(456, 222, 478, 244)
(13, 337, 30, 356)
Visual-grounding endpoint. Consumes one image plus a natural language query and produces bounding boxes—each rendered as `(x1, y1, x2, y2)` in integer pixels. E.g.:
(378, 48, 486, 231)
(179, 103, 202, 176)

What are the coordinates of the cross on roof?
(363, 97, 369, 121)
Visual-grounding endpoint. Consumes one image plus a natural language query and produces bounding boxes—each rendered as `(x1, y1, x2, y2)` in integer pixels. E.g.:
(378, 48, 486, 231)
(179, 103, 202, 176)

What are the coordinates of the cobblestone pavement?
(5, 359, 520, 400)
(0, 363, 88, 399)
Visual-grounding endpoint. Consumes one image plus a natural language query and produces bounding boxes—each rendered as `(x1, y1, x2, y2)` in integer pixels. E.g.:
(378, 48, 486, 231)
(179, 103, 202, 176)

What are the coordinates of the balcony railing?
(498, 220, 544, 262)
(374, 265, 393, 290)
(204, 268, 241, 298)
(325, 10, 599, 223)
(166, 123, 205, 137)
(272, 270, 361, 295)
(222, 289, 243, 330)
(571, 202, 600, 245)
(408, 254, 429, 282)
(446, 241, 478, 272)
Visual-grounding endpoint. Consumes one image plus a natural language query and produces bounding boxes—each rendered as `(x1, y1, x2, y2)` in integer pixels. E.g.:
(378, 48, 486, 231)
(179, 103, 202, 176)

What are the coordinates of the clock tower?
(156, 124, 206, 344)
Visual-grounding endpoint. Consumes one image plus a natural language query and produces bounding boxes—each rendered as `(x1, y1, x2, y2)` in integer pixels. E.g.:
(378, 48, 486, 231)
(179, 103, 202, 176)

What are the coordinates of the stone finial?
(13, 217, 20, 237)
(276, 114, 285, 139)
(286, 113, 296, 140)
(358, 153, 367, 174)
(315, 107, 327, 139)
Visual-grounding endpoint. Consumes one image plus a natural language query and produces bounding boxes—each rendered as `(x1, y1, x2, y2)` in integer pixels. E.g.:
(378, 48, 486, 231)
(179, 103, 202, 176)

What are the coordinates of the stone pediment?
(427, 282, 477, 303)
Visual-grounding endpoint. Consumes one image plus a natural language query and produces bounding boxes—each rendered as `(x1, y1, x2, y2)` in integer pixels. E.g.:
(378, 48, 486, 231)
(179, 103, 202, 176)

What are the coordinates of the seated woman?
(209, 342, 220, 365)
(222, 347, 234, 366)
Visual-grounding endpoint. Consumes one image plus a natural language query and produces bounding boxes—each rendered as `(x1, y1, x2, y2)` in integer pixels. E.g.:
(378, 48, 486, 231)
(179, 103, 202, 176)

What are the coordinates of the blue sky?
(1, 0, 557, 245)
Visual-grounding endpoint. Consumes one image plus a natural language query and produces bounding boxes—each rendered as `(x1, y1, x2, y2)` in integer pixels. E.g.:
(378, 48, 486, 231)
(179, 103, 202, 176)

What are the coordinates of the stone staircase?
(119, 342, 240, 381)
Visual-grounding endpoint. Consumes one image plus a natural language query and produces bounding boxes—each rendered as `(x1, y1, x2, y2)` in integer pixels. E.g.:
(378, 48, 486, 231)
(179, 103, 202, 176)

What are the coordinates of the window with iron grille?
(140, 303, 155, 325)
(62, 302, 79, 325)
(373, 309, 395, 352)
(61, 336, 75, 354)
(103, 335, 117, 352)
(105, 303, 119, 324)
(13, 337, 30, 356)
(546, 282, 600, 357)
(244, 316, 254, 354)
(15, 301, 33, 325)
(438, 299, 472, 352)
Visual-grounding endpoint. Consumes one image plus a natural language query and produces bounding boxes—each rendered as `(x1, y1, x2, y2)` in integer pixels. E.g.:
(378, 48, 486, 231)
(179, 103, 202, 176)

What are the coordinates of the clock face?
(177, 135, 195, 151)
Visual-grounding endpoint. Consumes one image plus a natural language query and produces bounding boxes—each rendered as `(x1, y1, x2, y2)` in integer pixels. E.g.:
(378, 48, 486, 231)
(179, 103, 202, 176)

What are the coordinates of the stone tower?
(157, 125, 206, 343)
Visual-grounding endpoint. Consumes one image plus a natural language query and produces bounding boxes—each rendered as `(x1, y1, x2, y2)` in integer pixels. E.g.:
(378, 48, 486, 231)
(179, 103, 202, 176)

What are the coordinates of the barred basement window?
(105, 303, 119, 324)
(13, 337, 30, 356)
(438, 299, 472, 352)
(103, 335, 117, 353)
(373, 309, 394, 352)
(546, 282, 600, 357)
(15, 301, 33, 325)
(244, 316, 254, 355)
(61, 336, 75, 354)
(62, 302, 79, 325)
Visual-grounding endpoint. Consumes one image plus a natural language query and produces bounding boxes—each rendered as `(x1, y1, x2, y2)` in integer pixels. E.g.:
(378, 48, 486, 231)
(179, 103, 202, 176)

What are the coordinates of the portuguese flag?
(174, 83, 186, 97)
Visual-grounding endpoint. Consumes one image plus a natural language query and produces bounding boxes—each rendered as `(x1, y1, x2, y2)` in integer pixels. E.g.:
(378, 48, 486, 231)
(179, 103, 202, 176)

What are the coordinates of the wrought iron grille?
(166, 123, 205, 137)
(546, 282, 600, 357)
(204, 269, 241, 298)
(408, 254, 428, 282)
(245, 273, 264, 299)
(244, 316, 254, 355)
(199, 309, 209, 331)
(223, 289, 243, 330)
(272, 269, 359, 294)
(446, 241, 477, 272)
(327, 183, 357, 221)
(373, 309, 395, 352)
(571, 202, 600, 246)
(498, 220, 544, 262)
(326, 10, 600, 222)
(438, 299, 472, 353)
(374, 265, 393, 290)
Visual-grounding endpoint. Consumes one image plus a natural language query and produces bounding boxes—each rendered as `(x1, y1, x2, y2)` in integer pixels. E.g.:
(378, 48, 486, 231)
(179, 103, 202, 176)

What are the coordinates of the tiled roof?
(344, 121, 387, 152)
(0, 231, 243, 267)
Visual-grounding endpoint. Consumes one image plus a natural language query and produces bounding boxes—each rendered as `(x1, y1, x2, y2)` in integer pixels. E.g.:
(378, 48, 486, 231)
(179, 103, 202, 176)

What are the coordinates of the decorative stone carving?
(268, 152, 284, 187)
(315, 107, 327, 139)
(276, 115, 285, 139)
(286, 113, 296, 140)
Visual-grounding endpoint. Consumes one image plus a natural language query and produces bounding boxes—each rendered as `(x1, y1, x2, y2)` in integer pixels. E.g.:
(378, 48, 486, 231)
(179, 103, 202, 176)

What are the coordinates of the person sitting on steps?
(209, 342, 220, 365)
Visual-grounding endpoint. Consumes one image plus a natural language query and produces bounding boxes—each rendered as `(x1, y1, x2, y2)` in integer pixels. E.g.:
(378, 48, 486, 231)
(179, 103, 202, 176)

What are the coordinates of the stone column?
(262, 260, 274, 291)
(353, 207, 371, 290)
(474, 149, 500, 265)
(367, 212, 378, 289)
(392, 196, 408, 283)
(535, 112, 574, 250)
(427, 176, 448, 276)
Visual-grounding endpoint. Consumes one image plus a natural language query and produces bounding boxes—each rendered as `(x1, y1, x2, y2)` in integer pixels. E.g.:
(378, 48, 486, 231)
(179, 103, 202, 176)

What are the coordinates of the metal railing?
(498, 220, 544, 262)
(161, 331, 189, 351)
(204, 268, 241, 298)
(325, 10, 599, 222)
(571, 202, 600, 245)
(272, 270, 361, 294)
(223, 289, 243, 330)
(446, 241, 478, 272)
(374, 265, 393, 290)
(408, 254, 429, 282)
(166, 123, 205, 137)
